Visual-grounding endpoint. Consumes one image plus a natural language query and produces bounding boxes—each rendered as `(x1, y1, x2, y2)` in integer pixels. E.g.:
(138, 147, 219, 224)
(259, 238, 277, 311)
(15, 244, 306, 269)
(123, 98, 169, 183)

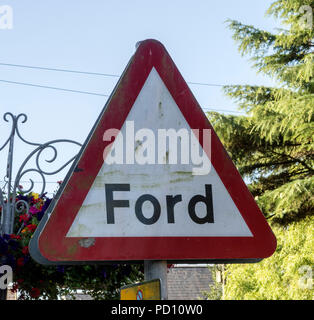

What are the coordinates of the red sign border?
(33, 39, 276, 263)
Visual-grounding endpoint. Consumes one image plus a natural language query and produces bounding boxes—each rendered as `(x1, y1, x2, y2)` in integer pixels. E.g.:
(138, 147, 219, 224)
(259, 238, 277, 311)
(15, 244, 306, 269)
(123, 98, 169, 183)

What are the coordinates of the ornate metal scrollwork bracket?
(0, 112, 82, 235)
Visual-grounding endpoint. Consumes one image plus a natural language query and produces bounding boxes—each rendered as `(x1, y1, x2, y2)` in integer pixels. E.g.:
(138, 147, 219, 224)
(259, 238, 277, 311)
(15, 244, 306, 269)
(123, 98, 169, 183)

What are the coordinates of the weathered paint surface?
(66, 68, 252, 238)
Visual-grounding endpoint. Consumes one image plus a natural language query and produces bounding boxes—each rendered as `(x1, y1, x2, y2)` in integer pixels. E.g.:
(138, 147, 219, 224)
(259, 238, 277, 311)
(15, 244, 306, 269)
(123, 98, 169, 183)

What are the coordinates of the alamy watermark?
(0, 4, 13, 29)
(103, 121, 212, 175)
(298, 265, 313, 290)
(299, 5, 313, 30)
(0, 265, 13, 290)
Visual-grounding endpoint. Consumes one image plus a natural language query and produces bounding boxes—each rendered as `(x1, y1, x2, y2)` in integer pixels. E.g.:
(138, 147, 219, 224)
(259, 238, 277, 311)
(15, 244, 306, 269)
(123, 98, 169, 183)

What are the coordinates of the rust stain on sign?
(78, 238, 96, 248)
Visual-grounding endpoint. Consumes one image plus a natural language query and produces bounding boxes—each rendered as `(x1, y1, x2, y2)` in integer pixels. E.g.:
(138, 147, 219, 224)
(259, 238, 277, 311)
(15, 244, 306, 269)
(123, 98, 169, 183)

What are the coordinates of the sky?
(0, 0, 281, 195)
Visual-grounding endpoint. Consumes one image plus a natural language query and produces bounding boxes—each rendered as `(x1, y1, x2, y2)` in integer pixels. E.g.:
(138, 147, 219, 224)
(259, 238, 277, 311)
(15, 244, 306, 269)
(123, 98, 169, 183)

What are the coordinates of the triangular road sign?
(30, 39, 276, 264)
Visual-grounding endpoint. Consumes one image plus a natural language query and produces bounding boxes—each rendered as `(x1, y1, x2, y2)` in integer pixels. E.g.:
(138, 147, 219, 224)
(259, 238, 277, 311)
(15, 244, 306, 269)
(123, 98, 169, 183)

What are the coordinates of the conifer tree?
(209, 0, 313, 224)
(207, 0, 313, 299)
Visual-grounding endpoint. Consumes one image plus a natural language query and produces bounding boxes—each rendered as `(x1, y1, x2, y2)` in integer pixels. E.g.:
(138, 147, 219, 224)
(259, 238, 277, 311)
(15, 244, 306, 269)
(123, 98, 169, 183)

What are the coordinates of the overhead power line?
(187, 81, 224, 87)
(0, 62, 120, 78)
(203, 108, 244, 114)
(0, 79, 109, 97)
(0, 62, 241, 113)
(0, 78, 242, 114)
(0, 62, 225, 87)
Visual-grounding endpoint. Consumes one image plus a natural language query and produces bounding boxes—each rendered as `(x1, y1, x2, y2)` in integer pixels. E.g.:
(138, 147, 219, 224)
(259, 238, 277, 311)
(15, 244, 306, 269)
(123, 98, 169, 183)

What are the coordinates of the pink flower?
(29, 206, 40, 215)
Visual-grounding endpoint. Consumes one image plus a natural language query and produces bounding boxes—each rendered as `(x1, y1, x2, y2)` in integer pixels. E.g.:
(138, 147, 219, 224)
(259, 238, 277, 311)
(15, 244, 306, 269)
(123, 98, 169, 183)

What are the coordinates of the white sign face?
(66, 68, 252, 238)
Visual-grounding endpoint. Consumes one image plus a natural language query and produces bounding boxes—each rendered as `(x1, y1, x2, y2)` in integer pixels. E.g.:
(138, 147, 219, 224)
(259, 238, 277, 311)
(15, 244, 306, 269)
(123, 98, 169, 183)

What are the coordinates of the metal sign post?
(144, 261, 168, 300)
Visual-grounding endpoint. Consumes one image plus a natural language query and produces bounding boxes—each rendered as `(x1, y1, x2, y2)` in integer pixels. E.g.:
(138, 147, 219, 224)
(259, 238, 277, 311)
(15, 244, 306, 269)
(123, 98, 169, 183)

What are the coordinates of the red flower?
(11, 282, 19, 293)
(22, 246, 29, 255)
(17, 257, 24, 267)
(19, 213, 30, 223)
(26, 224, 37, 233)
(30, 287, 41, 298)
(10, 234, 21, 240)
(31, 198, 40, 205)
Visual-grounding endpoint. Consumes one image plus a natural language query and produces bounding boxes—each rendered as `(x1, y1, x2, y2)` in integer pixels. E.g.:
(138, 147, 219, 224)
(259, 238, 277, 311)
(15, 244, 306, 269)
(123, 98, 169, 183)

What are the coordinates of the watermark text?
(103, 121, 211, 175)
(299, 5, 313, 29)
(0, 265, 13, 289)
(0, 5, 13, 30)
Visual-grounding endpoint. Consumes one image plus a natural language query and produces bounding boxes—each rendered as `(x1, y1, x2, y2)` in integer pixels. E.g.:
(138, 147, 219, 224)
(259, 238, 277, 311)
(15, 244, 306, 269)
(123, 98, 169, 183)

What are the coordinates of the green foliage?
(227, 0, 314, 88)
(201, 266, 223, 300)
(205, 0, 313, 300)
(224, 217, 313, 300)
(210, 0, 314, 224)
(1, 191, 143, 300)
